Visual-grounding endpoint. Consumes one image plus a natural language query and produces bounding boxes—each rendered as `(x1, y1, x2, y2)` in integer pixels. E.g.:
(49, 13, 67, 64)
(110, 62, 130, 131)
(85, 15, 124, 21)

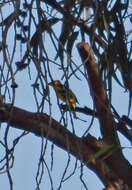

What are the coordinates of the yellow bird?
(49, 80, 78, 110)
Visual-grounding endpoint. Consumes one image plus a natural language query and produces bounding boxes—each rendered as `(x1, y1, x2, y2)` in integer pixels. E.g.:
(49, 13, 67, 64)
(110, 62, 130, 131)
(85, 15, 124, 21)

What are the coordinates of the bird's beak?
(48, 82, 53, 86)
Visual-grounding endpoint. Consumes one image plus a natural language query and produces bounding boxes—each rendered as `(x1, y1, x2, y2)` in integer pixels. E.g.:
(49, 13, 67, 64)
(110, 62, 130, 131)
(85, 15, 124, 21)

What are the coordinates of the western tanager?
(49, 80, 78, 110)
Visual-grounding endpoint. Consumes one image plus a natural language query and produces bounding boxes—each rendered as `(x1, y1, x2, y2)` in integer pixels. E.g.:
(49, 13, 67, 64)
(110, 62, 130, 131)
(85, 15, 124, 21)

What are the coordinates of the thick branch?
(77, 42, 118, 144)
(77, 42, 132, 189)
(0, 103, 131, 189)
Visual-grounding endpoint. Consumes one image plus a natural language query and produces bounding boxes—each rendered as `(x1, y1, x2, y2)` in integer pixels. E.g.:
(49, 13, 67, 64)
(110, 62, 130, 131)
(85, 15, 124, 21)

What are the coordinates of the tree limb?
(77, 42, 118, 144)
(0, 103, 132, 189)
(77, 42, 132, 189)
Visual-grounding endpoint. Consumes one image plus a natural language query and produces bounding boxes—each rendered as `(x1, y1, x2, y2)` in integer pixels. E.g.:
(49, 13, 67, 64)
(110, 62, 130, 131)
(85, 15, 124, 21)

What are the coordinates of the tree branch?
(77, 42, 118, 144)
(0, 103, 132, 189)
(77, 42, 132, 189)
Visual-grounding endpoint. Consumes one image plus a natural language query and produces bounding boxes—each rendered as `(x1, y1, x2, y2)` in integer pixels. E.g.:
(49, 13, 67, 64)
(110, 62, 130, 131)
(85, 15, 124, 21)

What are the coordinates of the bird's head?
(49, 80, 62, 88)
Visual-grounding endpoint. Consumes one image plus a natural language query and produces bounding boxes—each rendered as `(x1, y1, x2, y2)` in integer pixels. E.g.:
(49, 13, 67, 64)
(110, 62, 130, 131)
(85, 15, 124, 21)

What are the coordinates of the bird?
(49, 80, 78, 111)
